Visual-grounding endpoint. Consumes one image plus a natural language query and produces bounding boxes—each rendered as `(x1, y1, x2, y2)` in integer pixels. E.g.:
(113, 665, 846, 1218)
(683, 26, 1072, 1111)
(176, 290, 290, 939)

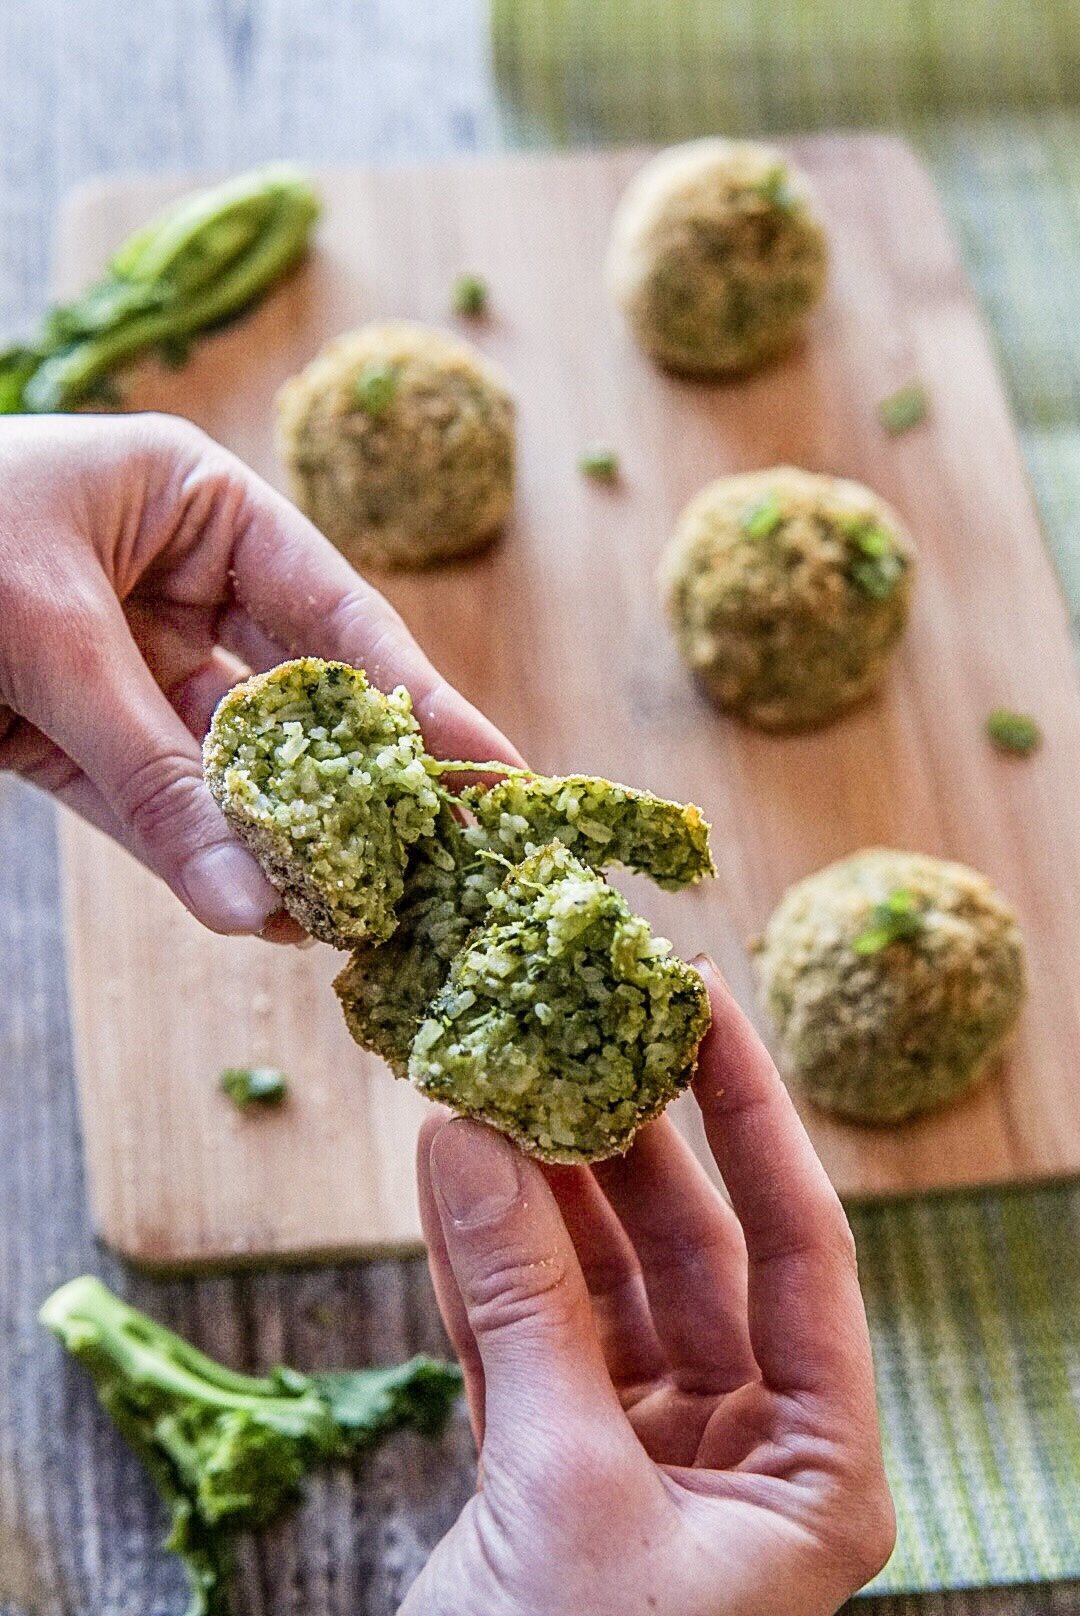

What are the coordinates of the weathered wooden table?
(0, 4, 1076, 1612)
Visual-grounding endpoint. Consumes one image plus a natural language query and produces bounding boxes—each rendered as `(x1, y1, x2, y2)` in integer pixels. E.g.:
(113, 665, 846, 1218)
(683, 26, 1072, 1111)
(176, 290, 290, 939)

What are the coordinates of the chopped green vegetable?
(852, 887, 927, 955)
(751, 164, 797, 211)
(0, 164, 319, 414)
(849, 552, 905, 599)
(578, 446, 620, 482)
(220, 1066, 288, 1109)
(853, 524, 893, 558)
(353, 359, 399, 417)
(986, 708, 1041, 756)
(39, 1277, 462, 1616)
(451, 273, 488, 317)
(846, 523, 906, 599)
(740, 493, 784, 540)
(878, 382, 929, 435)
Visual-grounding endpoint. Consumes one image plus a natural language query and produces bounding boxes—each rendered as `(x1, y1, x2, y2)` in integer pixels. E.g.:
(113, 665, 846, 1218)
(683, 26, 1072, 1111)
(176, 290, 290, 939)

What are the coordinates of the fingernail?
(691, 952, 721, 979)
(430, 1119, 521, 1228)
(181, 842, 280, 934)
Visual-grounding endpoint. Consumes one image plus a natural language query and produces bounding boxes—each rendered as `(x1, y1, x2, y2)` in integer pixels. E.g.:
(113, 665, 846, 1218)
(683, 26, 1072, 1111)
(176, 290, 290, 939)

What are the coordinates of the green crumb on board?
(451, 273, 488, 316)
(578, 446, 620, 482)
(986, 709, 1041, 756)
(878, 383, 929, 435)
(220, 1066, 289, 1108)
(353, 360, 399, 417)
(852, 888, 927, 955)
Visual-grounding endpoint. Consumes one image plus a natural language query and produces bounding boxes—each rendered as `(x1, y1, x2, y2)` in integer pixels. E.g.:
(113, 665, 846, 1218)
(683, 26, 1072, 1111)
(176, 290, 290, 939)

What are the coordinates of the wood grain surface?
(56, 137, 1080, 1269)
(2, 4, 1078, 1613)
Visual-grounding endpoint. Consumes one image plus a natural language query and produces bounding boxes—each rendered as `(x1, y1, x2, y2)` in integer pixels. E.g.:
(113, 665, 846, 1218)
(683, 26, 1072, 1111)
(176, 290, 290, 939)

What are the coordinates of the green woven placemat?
(850, 1183, 1080, 1593)
(489, 1, 1080, 1595)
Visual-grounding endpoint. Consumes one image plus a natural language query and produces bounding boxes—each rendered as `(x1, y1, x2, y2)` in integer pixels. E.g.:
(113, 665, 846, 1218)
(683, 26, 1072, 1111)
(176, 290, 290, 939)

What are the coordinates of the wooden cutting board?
(56, 137, 1080, 1270)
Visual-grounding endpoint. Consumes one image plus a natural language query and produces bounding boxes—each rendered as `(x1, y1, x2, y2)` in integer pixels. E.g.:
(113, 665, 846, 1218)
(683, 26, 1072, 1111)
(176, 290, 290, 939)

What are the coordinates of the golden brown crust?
(661, 466, 914, 732)
(276, 320, 515, 570)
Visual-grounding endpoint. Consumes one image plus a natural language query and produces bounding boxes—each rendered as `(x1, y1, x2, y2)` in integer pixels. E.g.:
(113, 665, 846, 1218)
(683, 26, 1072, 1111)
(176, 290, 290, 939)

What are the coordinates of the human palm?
(403, 963, 894, 1616)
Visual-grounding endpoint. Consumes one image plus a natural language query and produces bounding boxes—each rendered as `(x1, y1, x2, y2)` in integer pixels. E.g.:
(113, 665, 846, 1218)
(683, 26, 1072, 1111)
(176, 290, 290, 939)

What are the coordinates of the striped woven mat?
(490, 1, 1080, 1594)
(851, 1184, 1079, 1592)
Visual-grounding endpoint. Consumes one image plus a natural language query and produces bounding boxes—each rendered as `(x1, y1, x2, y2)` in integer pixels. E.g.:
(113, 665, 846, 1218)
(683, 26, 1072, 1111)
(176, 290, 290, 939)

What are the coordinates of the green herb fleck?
(854, 524, 892, 557)
(220, 1066, 289, 1109)
(354, 361, 399, 417)
(751, 165, 797, 211)
(578, 446, 620, 483)
(986, 708, 1041, 756)
(850, 552, 904, 599)
(852, 888, 926, 955)
(452, 273, 488, 317)
(741, 493, 784, 540)
(878, 382, 929, 435)
(846, 523, 904, 599)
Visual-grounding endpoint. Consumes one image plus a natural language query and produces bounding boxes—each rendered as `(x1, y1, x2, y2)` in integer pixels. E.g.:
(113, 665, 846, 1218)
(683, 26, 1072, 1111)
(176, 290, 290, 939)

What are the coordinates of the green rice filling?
(336, 770, 713, 1075)
(205, 658, 714, 1158)
(407, 843, 710, 1160)
(203, 659, 442, 944)
(461, 773, 714, 890)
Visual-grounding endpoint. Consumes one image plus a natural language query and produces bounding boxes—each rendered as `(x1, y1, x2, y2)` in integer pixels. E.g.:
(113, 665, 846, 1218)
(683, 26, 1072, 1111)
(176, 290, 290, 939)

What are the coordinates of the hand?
(0, 413, 517, 935)
(405, 958, 895, 1616)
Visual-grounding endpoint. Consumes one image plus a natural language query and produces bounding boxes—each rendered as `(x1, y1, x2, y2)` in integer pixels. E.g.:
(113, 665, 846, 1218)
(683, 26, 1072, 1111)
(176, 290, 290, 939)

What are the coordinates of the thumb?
(428, 1119, 622, 1475)
(12, 580, 280, 935)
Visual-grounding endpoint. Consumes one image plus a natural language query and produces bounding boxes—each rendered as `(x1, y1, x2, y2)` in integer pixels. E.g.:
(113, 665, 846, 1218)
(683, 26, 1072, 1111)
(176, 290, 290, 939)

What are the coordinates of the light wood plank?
(57, 137, 1080, 1267)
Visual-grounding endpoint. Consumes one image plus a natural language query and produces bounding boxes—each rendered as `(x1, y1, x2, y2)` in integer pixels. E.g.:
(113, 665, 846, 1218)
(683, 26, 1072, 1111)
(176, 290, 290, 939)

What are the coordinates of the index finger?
(229, 463, 523, 767)
(692, 957, 875, 1405)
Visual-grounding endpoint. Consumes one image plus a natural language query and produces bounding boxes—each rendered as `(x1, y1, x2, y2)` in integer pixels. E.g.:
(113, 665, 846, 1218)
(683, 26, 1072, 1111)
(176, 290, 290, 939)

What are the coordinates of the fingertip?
(429, 1119, 523, 1231)
(690, 952, 730, 1002)
(178, 840, 282, 935)
(413, 679, 525, 772)
(416, 1107, 454, 1173)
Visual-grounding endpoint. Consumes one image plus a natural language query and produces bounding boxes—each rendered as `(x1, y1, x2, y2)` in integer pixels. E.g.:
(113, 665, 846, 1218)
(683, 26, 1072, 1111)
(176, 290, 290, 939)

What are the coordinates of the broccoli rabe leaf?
(3, 164, 319, 414)
(313, 1358, 464, 1443)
